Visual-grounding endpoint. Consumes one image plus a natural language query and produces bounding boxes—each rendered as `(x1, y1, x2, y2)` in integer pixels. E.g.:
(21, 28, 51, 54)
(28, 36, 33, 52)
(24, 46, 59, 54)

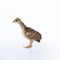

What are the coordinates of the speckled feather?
(25, 27, 42, 42)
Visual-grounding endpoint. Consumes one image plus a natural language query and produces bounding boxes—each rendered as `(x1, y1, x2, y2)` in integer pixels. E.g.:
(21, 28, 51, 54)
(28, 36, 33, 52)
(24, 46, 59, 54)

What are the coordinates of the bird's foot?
(24, 45, 32, 48)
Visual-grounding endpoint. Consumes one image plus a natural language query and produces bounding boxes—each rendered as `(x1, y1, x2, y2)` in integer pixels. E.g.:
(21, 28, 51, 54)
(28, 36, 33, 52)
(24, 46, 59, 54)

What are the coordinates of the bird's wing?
(25, 27, 42, 40)
(25, 27, 36, 38)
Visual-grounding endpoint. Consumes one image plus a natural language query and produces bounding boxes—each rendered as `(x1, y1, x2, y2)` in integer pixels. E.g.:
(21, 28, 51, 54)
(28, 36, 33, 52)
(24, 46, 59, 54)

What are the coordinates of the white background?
(0, 0, 60, 60)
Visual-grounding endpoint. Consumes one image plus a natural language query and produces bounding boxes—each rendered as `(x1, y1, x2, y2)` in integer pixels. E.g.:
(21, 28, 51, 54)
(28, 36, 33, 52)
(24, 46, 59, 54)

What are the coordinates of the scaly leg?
(24, 40, 33, 48)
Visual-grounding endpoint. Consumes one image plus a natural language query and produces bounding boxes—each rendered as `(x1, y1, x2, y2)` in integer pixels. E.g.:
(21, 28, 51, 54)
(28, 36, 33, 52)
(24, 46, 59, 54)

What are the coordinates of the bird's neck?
(19, 21, 27, 32)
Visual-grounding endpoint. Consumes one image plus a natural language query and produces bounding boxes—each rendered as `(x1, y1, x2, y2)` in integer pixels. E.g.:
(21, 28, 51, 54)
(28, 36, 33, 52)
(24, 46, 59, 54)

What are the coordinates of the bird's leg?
(24, 40, 33, 48)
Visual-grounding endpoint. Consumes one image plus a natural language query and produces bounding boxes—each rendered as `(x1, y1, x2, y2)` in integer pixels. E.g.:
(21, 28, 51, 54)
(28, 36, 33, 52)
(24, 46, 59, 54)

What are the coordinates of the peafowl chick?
(13, 18, 42, 48)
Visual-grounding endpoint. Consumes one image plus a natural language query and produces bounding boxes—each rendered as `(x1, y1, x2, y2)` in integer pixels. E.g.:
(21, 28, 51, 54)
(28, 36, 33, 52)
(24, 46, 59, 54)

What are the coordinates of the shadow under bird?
(13, 18, 42, 48)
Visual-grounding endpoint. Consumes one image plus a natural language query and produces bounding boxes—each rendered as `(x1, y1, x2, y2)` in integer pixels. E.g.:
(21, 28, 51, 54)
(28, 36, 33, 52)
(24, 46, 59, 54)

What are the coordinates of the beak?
(13, 20, 15, 23)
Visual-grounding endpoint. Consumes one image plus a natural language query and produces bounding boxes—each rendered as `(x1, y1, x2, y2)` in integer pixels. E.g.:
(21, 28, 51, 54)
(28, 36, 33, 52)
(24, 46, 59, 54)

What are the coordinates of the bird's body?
(25, 27, 42, 42)
(13, 18, 42, 48)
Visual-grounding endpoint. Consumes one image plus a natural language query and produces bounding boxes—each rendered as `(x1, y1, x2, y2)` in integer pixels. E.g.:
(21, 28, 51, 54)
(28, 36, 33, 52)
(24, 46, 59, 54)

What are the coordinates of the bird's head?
(13, 18, 21, 23)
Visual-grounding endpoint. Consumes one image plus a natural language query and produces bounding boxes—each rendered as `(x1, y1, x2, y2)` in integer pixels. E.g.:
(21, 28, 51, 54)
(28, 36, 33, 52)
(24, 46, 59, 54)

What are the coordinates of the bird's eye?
(16, 20, 17, 21)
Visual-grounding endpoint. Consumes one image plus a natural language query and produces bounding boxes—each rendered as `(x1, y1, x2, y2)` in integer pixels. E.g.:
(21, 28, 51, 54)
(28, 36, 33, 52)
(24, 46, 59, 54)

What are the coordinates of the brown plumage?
(25, 27, 42, 42)
(13, 18, 42, 48)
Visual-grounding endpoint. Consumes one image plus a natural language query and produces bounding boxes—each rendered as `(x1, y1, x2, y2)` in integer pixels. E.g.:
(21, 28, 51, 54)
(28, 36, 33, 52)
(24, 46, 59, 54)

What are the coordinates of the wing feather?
(25, 27, 42, 41)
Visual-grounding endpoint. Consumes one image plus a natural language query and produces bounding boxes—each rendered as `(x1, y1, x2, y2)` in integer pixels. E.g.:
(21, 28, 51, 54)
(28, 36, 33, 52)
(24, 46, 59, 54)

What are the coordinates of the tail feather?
(36, 40, 40, 42)
(36, 35, 42, 42)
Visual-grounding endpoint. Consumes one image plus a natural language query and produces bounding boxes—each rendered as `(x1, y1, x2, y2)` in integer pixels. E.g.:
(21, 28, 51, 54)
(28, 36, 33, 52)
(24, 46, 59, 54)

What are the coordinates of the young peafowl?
(13, 18, 42, 48)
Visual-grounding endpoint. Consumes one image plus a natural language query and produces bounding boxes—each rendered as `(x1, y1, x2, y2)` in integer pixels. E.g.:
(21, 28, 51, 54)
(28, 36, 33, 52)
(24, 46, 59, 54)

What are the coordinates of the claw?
(24, 45, 32, 48)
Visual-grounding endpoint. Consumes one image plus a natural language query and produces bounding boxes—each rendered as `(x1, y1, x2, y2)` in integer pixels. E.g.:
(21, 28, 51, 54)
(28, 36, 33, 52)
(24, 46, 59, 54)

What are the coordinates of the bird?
(13, 18, 42, 48)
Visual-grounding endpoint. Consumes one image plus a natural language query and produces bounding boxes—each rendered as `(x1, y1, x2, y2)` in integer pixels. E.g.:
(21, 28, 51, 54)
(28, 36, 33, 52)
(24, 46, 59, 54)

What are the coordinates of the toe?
(24, 46, 32, 48)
